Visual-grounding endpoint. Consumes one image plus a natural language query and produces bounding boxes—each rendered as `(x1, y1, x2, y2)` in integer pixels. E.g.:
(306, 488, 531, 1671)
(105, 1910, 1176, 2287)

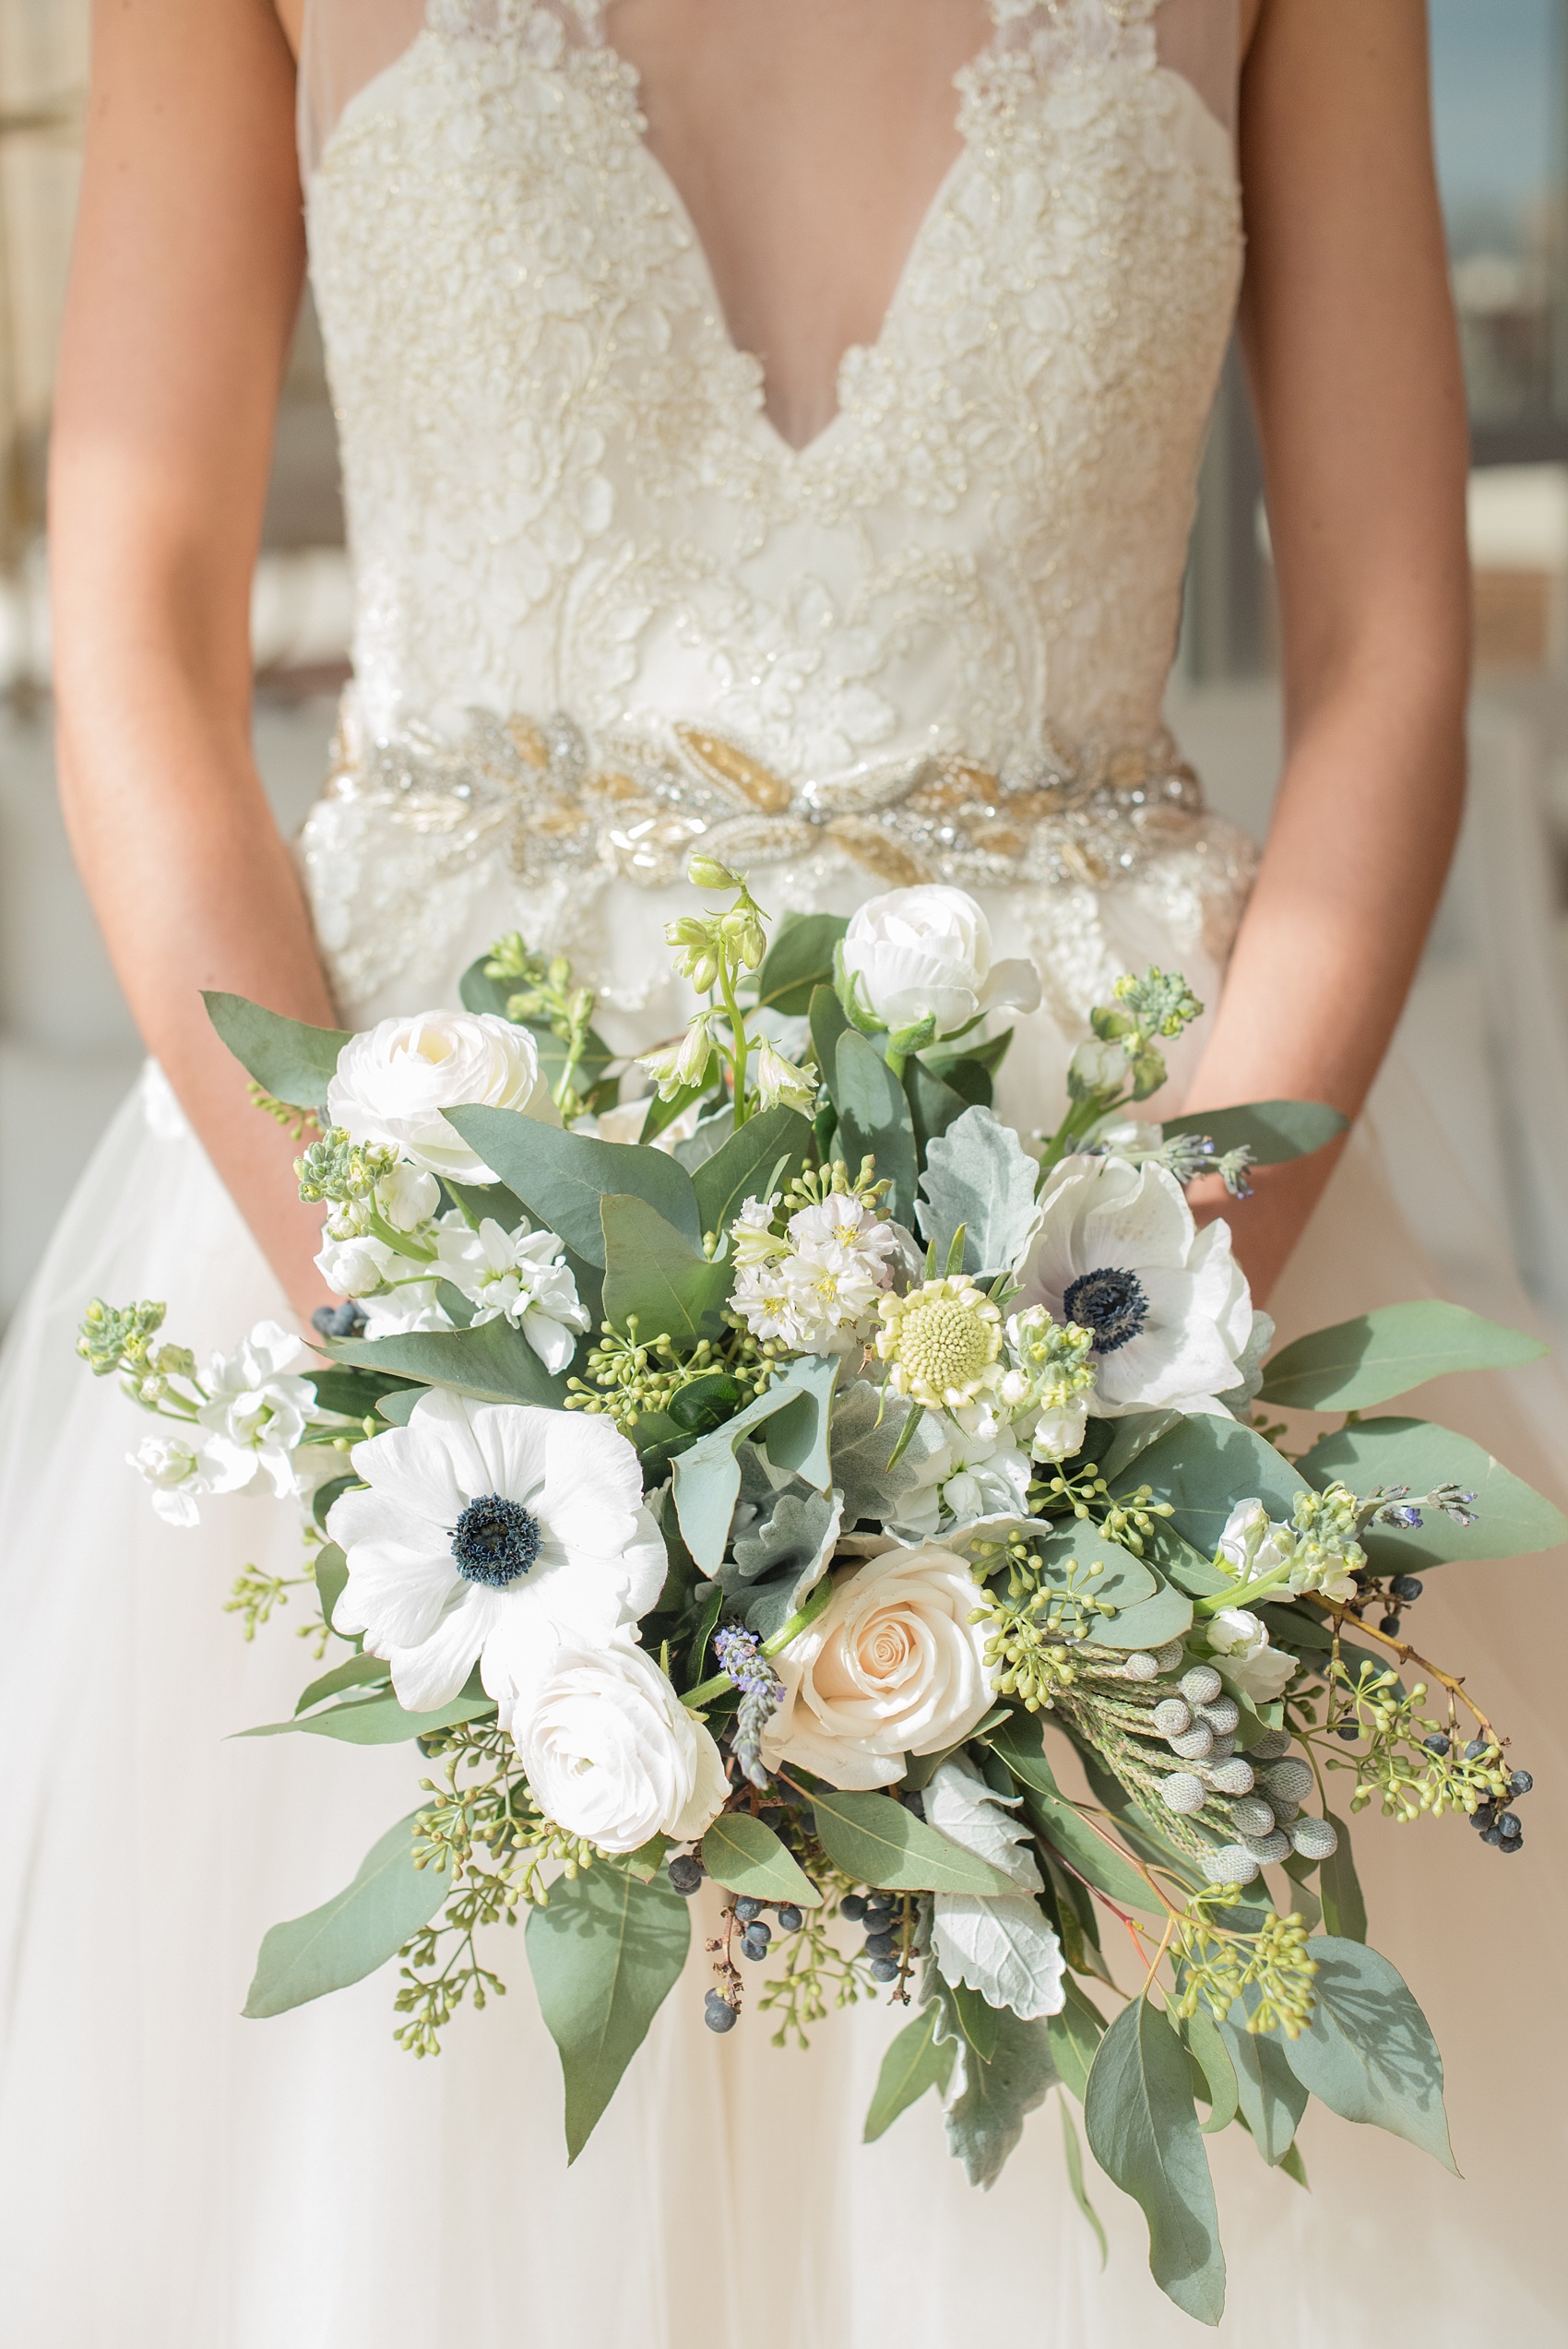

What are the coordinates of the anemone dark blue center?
(451, 1493, 542, 1588)
(1063, 1264, 1149, 1354)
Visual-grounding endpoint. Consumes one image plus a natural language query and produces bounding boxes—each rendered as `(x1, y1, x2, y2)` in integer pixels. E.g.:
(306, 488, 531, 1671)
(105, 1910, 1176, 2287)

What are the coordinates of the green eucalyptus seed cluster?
(294, 1127, 398, 1211)
(482, 931, 599, 1121)
(1172, 1889, 1320, 2037)
(1315, 1658, 1510, 1821)
(564, 1317, 773, 1431)
(755, 1903, 876, 2050)
(77, 1297, 199, 1408)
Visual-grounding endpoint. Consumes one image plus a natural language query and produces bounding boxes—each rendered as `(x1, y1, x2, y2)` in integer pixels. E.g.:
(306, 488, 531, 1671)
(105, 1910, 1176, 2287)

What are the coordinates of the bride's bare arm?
(52, 0, 335, 1324)
(1181, 0, 1470, 1299)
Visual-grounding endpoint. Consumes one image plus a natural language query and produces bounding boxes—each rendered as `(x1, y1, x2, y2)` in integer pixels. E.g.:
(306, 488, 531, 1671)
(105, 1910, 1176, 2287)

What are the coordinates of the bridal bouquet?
(81, 868, 1563, 2324)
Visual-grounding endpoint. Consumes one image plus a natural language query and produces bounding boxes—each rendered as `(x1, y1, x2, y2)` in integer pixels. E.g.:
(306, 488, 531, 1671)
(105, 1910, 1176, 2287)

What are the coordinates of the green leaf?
(325, 1319, 571, 1408)
(808, 983, 850, 1086)
(753, 911, 849, 1015)
(1258, 1301, 1546, 1411)
(242, 1813, 446, 2018)
(1277, 2140, 1310, 2189)
(305, 1365, 419, 1418)
(1113, 1414, 1310, 1563)
(1046, 1975, 1107, 2102)
(1059, 2096, 1110, 2265)
(203, 990, 350, 1110)
(834, 1029, 919, 1227)
(669, 1361, 837, 1574)
(914, 1105, 1040, 1275)
(937, 1991, 1059, 2187)
(294, 1653, 389, 1713)
(903, 1058, 970, 1157)
(445, 1107, 702, 1262)
(1184, 2006, 1240, 2134)
(1085, 1999, 1227, 2325)
(1280, 1938, 1455, 2170)
(1217, 2008, 1307, 2163)
(692, 1104, 814, 1241)
(525, 1865, 692, 2162)
(1159, 1097, 1348, 1167)
(699, 1813, 823, 1906)
(1297, 1416, 1568, 1569)
(863, 2003, 957, 2141)
(1029, 1518, 1193, 1653)
(239, 1691, 494, 1745)
(809, 1787, 1018, 1895)
(1317, 1810, 1368, 1942)
(313, 1540, 348, 1630)
(600, 1193, 734, 1345)
(948, 1977, 1001, 2064)
(989, 1714, 1164, 1915)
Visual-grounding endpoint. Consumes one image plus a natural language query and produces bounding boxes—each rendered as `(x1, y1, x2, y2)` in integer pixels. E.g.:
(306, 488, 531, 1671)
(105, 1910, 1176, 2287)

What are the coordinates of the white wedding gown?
(3, 4, 1565, 2342)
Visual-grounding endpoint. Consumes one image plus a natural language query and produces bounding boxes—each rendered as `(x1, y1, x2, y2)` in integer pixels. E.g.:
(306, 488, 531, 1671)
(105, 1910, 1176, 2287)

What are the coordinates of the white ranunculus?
(510, 1639, 729, 1853)
(840, 885, 1040, 1039)
(127, 1430, 248, 1527)
(759, 1543, 993, 1790)
(196, 1321, 316, 1498)
(434, 1216, 588, 1370)
(1206, 1606, 1300, 1703)
(1012, 1155, 1254, 1418)
(926, 1757, 1066, 2020)
(327, 1011, 560, 1182)
(327, 1391, 665, 1716)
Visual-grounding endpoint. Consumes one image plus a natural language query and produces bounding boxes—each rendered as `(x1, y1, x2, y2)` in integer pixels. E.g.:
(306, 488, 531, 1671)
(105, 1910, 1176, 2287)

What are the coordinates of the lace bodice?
(296, 0, 1254, 1031)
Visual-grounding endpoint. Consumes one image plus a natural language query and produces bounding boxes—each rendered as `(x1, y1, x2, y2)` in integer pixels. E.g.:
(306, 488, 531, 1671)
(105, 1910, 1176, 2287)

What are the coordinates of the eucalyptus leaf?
(325, 1319, 571, 1408)
(1113, 1414, 1310, 1563)
(1317, 1810, 1368, 1943)
(915, 1105, 1040, 1275)
(903, 1058, 970, 1157)
(1298, 1416, 1568, 1568)
(946, 1977, 1001, 2063)
(313, 1540, 349, 1631)
(243, 1813, 446, 2018)
(525, 1865, 692, 2162)
(808, 984, 851, 1088)
(239, 1692, 494, 1745)
(1258, 1301, 1545, 1411)
(600, 1193, 734, 1344)
(445, 1106, 703, 1261)
(691, 1104, 814, 1240)
(1159, 1097, 1348, 1167)
(935, 1988, 1059, 2189)
(753, 911, 849, 1015)
(1184, 2006, 1240, 2134)
(1060, 2096, 1110, 2265)
(987, 1715, 1162, 1915)
(862, 2003, 956, 2141)
(834, 1029, 919, 1226)
(1217, 2008, 1307, 2163)
(1046, 1975, 1107, 2102)
(1280, 1938, 1455, 2170)
(671, 1362, 835, 1575)
(306, 1365, 419, 1418)
(671, 1105, 733, 1170)
(294, 1653, 389, 1714)
(203, 990, 350, 1109)
(808, 1787, 1017, 1895)
(1085, 1998, 1226, 2325)
(1028, 1518, 1192, 1653)
(700, 1812, 823, 1905)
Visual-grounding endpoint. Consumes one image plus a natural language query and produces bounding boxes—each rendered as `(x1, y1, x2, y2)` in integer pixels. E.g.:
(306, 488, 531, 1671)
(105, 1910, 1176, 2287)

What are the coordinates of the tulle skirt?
(2, 969, 1566, 2346)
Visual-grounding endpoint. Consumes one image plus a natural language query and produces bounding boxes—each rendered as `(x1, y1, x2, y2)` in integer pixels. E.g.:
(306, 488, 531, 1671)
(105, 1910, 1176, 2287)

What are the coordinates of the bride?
(3, 1, 1562, 2342)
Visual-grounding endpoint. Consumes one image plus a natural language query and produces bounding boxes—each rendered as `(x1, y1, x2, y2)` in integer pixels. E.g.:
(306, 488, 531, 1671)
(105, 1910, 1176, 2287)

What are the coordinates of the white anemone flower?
(327, 1392, 666, 1716)
(434, 1216, 589, 1370)
(196, 1321, 315, 1497)
(1011, 1156, 1253, 1418)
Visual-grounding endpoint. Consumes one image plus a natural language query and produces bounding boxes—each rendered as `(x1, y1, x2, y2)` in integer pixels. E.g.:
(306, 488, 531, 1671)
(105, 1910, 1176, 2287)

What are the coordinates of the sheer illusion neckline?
(588, 8, 1005, 458)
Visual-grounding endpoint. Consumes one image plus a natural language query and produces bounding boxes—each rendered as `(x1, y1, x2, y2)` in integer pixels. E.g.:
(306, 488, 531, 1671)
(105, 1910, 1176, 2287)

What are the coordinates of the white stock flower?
(315, 1230, 395, 1299)
(327, 1392, 665, 1716)
(196, 1321, 315, 1498)
(841, 884, 1040, 1038)
(1206, 1607, 1300, 1703)
(327, 1011, 559, 1183)
(730, 1191, 898, 1354)
(760, 1544, 993, 1789)
(1012, 1156, 1254, 1418)
(127, 1430, 247, 1527)
(374, 1165, 441, 1231)
(434, 1216, 588, 1370)
(926, 1757, 1066, 2020)
(1216, 1493, 1362, 1604)
(730, 1194, 787, 1266)
(359, 1278, 452, 1339)
(511, 1640, 728, 1853)
(891, 1406, 1033, 1539)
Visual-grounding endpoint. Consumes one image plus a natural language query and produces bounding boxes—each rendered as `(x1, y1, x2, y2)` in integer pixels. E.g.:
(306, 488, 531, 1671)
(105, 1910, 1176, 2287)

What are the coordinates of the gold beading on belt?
(324, 704, 1242, 896)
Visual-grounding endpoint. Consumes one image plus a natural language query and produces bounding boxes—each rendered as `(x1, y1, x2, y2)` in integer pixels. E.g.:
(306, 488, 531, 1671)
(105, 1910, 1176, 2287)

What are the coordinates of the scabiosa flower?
(195, 1321, 315, 1498)
(328, 1392, 666, 1716)
(434, 1216, 588, 1370)
(876, 1275, 1003, 1411)
(1011, 1155, 1254, 1418)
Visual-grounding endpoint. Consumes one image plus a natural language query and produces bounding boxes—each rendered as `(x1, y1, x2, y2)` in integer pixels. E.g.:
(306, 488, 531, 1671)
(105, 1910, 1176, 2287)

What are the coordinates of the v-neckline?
(590, 16, 1003, 463)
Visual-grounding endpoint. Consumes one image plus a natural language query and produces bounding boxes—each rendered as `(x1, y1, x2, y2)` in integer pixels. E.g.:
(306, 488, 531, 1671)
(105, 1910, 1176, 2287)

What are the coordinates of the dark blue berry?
(1499, 1834, 1525, 1855)
(739, 1935, 768, 1963)
(840, 1894, 867, 1922)
(1423, 1733, 1451, 1757)
(1465, 1739, 1488, 1761)
(1391, 1576, 1424, 1603)
(745, 1918, 772, 1946)
(868, 1957, 901, 1983)
(734, 1896, 764, 1924)
(1497, 1812, 1522, 1840)
(776, 1905, 802, 1933)
(1378, 1613, 1402, 1637)
(1336, 1723, 1360, 1742)
(864, 1930, 897, 1959)
(1481, 1826, 1503, 1847)
(1473, 1803, 1496, 1831)
(704, 1991, 738, 2033)
(668, 1855, 704, 1896)
(1511, 1771, 1535, 1797)
(759, 1807, 785, 1828)
(312, 1299, 369, 1340)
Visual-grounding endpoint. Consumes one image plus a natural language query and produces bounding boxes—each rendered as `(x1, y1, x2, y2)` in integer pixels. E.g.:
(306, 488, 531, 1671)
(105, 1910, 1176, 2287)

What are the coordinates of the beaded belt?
(322, 703, 1250, 897)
